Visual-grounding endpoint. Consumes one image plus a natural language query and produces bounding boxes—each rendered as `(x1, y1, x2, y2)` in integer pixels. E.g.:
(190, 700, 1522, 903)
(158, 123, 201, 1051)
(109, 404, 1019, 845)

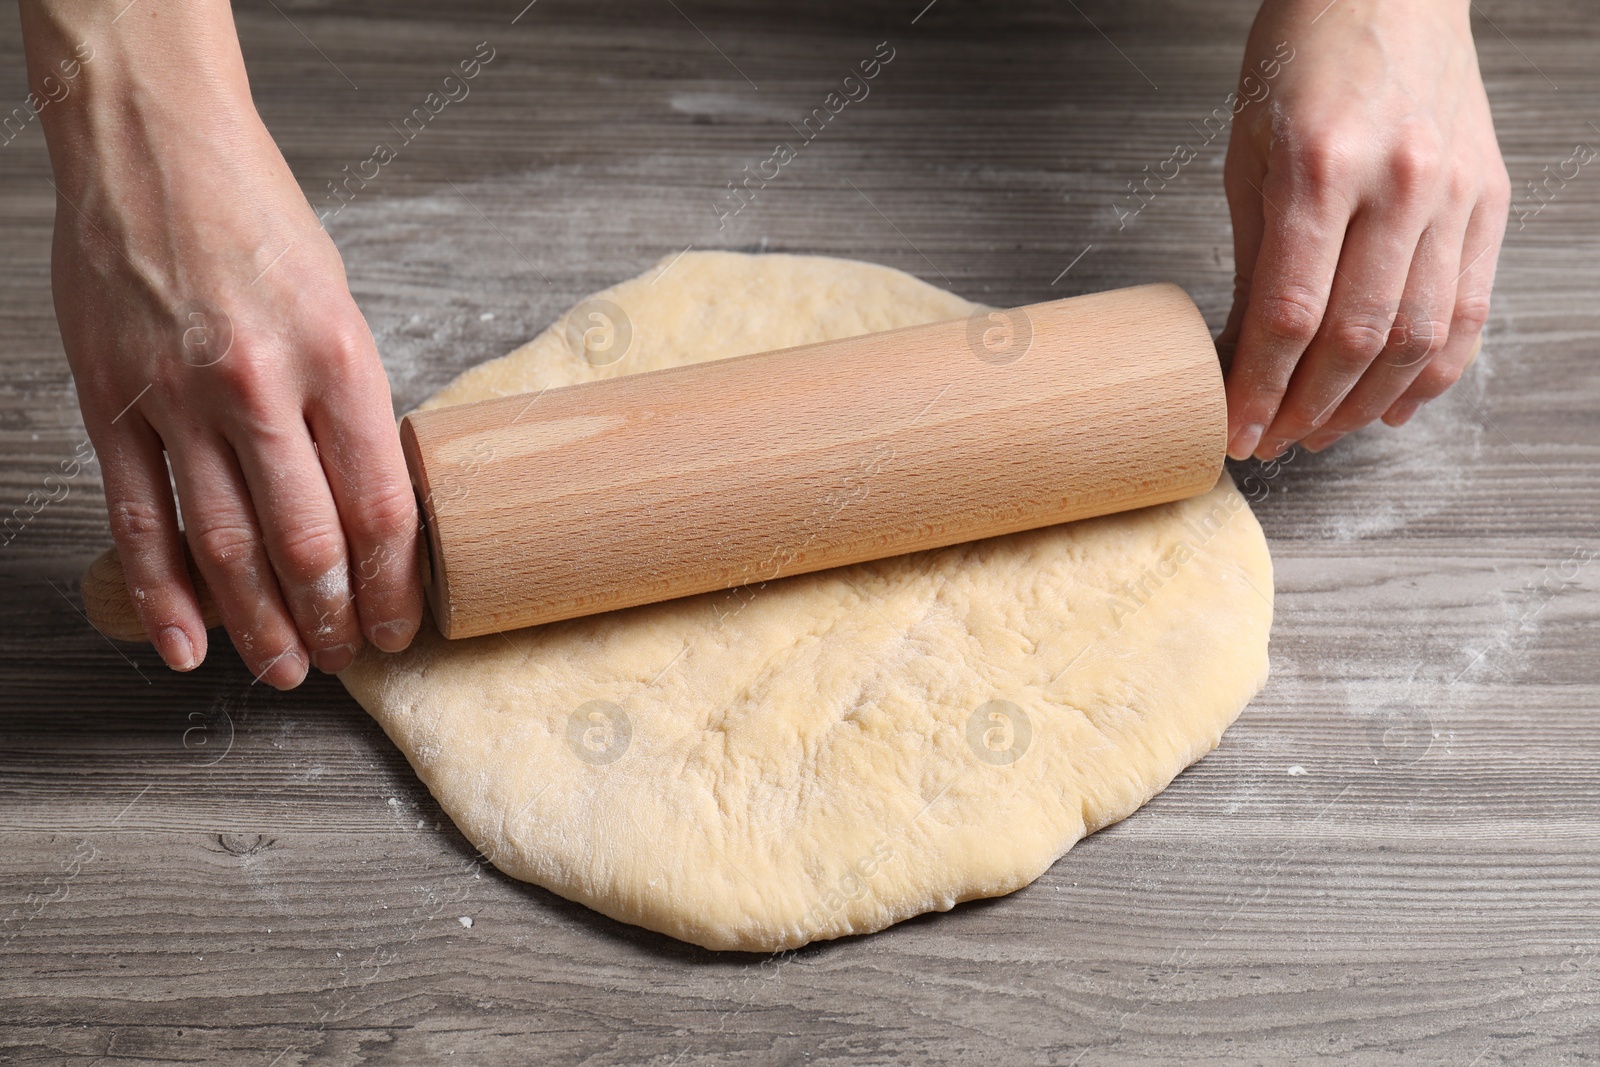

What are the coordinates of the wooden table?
(2, 2, 1596, 1063)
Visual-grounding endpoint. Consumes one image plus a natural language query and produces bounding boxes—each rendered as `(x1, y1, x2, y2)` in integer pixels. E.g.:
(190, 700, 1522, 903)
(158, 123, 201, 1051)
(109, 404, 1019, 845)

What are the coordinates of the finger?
(308, 338, 422, 654)
(1254, 178, 1433, 451)
(228, 418, 364, 675)
(167, 433, 309, 689)
(1217, 143, 1268, 378)
(1320, 214, 1464, 434)
(1299, 427, 1345, 453)
(1223, 151, 1350, 460)
(96, 413, 208, 671)
(1257, 199, 1427, 455)
(1384, 186, 1507, 425)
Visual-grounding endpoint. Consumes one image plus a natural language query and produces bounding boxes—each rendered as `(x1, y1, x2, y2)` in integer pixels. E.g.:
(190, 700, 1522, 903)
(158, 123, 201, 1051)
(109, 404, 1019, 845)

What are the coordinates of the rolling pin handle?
(80, 541, 223, 644)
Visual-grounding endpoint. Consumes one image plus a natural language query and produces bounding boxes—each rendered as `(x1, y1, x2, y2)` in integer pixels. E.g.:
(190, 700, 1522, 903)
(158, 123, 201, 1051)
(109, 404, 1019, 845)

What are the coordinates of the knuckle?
(1254, 289, 1325, 346)
(353, 482, 419, 546)
(212, 349, 281, 424)
(209, 340, 261, 385)
(1390, 317, 1451, 362)
(1327, 316, 1392, 366)
(1453, 293, 1493, 333)
(1416, 318, 1452, 355)
(1286, 136, 1356, 189)
(192, 522, 261, 570)
(272, 522, 348, 584)
(1386, 139, 1443, 198)
(321, 319, 378, 374)
(107, 497, 167, 544)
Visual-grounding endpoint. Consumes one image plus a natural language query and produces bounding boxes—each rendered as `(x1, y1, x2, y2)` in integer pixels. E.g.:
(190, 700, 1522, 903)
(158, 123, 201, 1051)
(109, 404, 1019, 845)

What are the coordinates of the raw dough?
(341, 252, 1273, 952)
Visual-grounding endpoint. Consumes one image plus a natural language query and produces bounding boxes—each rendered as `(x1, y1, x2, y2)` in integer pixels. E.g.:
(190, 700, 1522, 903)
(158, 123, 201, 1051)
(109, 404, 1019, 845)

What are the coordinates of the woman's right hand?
(24, 0, 423, 686)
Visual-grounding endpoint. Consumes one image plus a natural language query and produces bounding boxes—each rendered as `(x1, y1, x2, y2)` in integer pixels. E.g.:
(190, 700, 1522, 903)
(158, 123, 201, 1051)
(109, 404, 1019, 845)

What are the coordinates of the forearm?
(20, 0, 263, 196)
(20, 0, 329, 370)
(1253, 0, 1471, 28)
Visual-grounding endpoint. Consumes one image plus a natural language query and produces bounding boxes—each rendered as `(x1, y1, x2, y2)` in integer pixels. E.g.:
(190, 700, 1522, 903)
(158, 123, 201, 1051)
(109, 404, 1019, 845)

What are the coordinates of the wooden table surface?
(2, 1, 1596, 1064)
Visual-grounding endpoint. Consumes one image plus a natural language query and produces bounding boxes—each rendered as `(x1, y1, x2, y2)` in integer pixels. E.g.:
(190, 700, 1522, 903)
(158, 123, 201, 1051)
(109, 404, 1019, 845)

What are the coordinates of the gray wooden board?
(1, 0, 1596, 1063)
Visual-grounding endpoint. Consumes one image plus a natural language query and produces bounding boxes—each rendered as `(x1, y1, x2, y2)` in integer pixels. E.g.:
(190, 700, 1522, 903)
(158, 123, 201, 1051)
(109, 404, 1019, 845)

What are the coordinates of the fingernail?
(313, 642, 358, 674)
(1227, 423, 1265, 461)
(158, 626, 197, 672)
(1386, 400, 1422, 427)
(262, 648, 308, 690)
(371, 619, 417, 653)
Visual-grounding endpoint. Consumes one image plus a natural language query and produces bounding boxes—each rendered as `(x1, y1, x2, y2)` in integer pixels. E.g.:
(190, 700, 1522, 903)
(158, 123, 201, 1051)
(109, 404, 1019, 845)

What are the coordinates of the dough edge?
(343, 251, 1273, 952)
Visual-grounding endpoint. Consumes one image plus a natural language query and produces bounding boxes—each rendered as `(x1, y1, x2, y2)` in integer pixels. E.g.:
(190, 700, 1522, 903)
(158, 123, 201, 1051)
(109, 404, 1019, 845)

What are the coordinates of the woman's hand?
(24, 0, 423, 686)
(1218, 0, 1510, 459)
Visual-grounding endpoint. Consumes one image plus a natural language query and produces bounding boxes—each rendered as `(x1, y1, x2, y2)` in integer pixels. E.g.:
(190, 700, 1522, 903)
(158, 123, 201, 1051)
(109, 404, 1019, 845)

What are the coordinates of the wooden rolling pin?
(83, 282, 1225, 643)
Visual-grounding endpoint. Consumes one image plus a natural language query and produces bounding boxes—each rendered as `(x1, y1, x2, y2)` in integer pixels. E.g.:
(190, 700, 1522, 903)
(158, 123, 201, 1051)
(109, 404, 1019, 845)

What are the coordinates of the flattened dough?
(341, 252, 1273, 952)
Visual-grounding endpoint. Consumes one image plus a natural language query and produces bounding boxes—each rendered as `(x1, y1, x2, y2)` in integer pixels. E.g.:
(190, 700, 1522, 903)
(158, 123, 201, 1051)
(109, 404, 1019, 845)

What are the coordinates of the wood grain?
(403, 283, 1222, 636)
(2, 0, 1597, 1064)
(79, 542, 223, 643)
